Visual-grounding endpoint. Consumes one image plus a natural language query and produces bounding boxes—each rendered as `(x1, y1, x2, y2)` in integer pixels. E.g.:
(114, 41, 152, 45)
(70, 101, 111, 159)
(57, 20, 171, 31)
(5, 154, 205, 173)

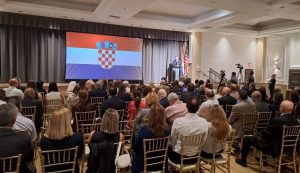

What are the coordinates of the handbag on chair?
(115, 142, 131, 172)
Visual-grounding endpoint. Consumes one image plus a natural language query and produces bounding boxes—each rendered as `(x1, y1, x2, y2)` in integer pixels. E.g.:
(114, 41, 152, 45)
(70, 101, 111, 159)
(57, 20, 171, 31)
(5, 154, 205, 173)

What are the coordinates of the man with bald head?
(236, 100, 300, 167)
(251, 91, 269, 112)
(3, 78, 24, 98)
(218, 87, 237, 113)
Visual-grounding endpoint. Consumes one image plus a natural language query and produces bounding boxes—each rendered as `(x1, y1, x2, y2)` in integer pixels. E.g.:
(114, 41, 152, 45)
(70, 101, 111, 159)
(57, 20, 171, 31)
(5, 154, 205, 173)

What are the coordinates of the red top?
(127, 100, 147, 123)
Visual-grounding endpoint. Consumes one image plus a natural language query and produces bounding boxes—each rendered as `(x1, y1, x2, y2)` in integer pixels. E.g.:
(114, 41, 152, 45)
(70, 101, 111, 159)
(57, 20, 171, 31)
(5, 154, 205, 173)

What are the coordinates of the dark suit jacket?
(117, 91, 131, 102)
(159, 97, 169, 108)
(89, 89, 108, 100)
(181, 91, 200, 103)
(255, 101, 270, 112)
(21, 98, 43, 132)
(100, 96, 126, 116)
(257, 114, 300, 157)
(0, 128, 34, 173)
(218, 94, 237, 110)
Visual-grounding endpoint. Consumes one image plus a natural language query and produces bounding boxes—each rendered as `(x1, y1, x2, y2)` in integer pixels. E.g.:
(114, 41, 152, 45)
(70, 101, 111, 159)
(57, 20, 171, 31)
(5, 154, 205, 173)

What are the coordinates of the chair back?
(223, 129, 236, 155)
(242, 113, 258, 137)
(46, 105, 62, 114)
(180, 133, 206, 163)
(256, 112, 272, 134)
(39, 146, 78, 173)
(90, 97, 105, 116)
(117, 109, 125, 121)
(80, 123, 101, 134)
(75, 111, 96, 133)
(22, 106, 36, 122)
(0, 154, 21, 173)
(225, 105, 233, 118)
(143, 136, 170, 173)
(119, 120, 133, 144)
(280, 125, 300, 155)
(47, 99, 62, 106)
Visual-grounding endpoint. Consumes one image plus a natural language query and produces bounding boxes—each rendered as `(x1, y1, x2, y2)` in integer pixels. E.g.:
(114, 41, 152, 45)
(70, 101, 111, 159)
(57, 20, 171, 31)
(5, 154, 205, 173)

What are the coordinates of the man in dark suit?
(21, 88, 43, 133)
(89, 81, 108, 100)
(181, 83, 199, 103)
(218, 87, 237, 111)
(0, 103, 34, 173)
(117, 83, 131, 102)
(236, 100, 299, 167)
(251, 91, 269, 112)
(101, 87, 126, 117)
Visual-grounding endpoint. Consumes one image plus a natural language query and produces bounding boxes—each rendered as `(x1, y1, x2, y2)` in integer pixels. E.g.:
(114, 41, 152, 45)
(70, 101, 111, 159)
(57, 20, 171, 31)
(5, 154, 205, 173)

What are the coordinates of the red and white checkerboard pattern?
(98, 49, 116, 69)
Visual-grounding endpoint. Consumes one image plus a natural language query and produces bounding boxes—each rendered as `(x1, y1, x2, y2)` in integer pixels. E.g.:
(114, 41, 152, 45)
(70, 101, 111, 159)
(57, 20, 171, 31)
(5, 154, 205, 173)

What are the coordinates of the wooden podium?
(167, 64, 180, 82)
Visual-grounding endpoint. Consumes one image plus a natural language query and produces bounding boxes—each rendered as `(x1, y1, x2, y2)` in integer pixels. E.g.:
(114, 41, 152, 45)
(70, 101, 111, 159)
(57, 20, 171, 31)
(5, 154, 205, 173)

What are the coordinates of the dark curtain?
(0, 25, 65, 82)
(143, 39, 184, 83)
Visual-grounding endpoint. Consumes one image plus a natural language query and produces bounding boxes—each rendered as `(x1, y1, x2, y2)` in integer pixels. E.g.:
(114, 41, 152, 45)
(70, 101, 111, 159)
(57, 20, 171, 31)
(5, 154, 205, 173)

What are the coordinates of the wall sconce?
(274, 60, 280, 70)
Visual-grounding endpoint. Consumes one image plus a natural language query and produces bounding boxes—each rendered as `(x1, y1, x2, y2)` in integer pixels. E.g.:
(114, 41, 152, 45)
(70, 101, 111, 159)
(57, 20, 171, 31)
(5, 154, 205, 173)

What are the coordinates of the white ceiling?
(1, 0, 300, 37)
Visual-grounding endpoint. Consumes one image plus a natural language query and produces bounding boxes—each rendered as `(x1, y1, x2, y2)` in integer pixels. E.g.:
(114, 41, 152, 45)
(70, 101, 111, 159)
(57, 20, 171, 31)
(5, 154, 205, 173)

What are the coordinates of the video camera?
(236, 63, 243, 71)
(220, 70, 225, 77)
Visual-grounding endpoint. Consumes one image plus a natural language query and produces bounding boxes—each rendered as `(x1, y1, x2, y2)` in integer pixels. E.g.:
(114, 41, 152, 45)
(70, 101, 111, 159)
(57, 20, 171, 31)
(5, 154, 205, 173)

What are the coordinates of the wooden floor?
(35, 153, 296, 173)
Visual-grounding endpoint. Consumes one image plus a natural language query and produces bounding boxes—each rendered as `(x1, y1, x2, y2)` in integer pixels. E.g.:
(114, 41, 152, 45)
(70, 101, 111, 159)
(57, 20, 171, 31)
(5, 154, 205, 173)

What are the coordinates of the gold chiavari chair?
(225, 105, 234, 118)
(256, 112, 272, 134)
(117, 109, 125, 121)
(0, 154, 21, 173)
(46, 99, 62, 106)
(45, 105, 62, 114)
(201, 129, 236, 173)
(75, 111, 96, 133)
(143, 136, 170, 173)
(90, 97, 105, 116)
(258, 125, 300, 173)
(22, 106, 36, 122)
(39, 147, 79, 173)
(168, 133, 206, 173)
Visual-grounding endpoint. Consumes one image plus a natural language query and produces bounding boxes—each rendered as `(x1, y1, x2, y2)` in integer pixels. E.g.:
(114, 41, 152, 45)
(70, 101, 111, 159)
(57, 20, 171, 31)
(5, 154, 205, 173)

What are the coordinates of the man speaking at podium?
(172, 56, 181, 81)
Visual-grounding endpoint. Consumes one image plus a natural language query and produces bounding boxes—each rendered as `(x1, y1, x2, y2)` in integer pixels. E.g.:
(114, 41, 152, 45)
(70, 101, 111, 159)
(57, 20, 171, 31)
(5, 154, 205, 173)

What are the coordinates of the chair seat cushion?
(201, 156, 227, 165)
(168, 159, 197, 171)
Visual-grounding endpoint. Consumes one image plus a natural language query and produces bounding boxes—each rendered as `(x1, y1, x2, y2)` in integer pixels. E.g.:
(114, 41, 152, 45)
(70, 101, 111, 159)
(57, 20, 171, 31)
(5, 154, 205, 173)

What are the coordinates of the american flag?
(181, 42, 189, 77)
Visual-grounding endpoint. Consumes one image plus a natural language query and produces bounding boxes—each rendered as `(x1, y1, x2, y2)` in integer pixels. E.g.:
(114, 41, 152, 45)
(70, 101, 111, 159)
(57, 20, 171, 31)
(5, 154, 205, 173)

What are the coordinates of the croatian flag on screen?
(65, 32, 143, 80)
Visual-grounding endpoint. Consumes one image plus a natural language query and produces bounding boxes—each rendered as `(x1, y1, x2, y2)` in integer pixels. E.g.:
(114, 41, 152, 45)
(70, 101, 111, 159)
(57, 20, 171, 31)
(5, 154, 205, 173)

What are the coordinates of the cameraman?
(229, 72, 238, 85)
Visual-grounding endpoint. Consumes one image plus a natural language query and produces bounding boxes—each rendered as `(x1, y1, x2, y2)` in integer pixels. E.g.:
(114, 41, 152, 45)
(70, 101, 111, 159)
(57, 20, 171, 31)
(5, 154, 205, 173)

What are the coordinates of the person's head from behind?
(206, 83, 213, 90)
(289, 90, 300, 104)
(108, 87, 117, 96)
(46, 108, 73, 140)
(232, 72, 236, 77)
(186, 96, 200, 113)
(230, 84, 237, 92)
(205, 89, 215, 99)
(207, 104, 230, 140)
(36, 80, 44, 90)
(199, 85, 206, 92)
(148, 103, 167, 137)
(158, 89, 167, 99)
(78, 89, 89, 103)
(26, 80, 36, 89)
(222, 87, 231, 96)
(6, 97, 21, 112)
(199, 80, 204, 86)
(271, 74, 276, 79)
(218, 85, 225, 95)
(187, 83, 195, 92)
(238, 89, 248, 101)
(251, 91, 262, 103)
(142, 86, 153, 98)
(48, 82, 58, 93)
(8, 78, 18, 87)
(67, 81, 77, 92)
(273, 91, 284, 105)
(167, 92, 179, 106)
(195, 79, 199, 85)
(0, 104, 18, 128)
(0, 89, 5, 101)
(118, 83, 126, 92)
(101, 109, 119, 134)
(279, 100, 294, 114)
(24, 88, 35, 99)
(95, 80, 103, 90)
(249, 82, 256, 89)
(73, 85, 81, 95)
(145, 92, 159, 107)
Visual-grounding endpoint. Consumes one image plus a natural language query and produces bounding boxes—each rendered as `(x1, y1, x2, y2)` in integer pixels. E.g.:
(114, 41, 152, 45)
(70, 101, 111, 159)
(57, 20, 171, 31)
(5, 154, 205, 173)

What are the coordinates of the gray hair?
(95, 80, 103, 89)
(158, 89, 167, 98)
(0, 103, 18, 126)
(205, 89, 215, 98)
(167, 92, 179, 101)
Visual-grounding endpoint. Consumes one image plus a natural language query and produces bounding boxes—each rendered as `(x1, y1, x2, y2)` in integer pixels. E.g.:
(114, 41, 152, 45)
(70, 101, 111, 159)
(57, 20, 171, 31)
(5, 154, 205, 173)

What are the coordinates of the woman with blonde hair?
(132, 103, 169, 173)
(201, 104, 231, 159)
(40, 108, 84, 173)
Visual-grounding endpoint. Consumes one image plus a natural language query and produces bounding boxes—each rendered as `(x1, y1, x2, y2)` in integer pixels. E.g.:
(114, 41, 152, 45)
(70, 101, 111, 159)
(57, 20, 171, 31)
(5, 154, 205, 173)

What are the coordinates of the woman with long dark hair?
(127, 91, 147, 124)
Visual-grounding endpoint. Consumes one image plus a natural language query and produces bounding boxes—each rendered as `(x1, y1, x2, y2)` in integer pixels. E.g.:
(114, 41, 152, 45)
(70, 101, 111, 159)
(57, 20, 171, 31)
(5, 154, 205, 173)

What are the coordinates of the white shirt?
(171, 113, 209, 156)
(3, 86, 23, 98)
(197, 98, 219, 116)
(46, 91, 61, 100)
(12, 113, 37, 143)
(0, 100, 6, 105)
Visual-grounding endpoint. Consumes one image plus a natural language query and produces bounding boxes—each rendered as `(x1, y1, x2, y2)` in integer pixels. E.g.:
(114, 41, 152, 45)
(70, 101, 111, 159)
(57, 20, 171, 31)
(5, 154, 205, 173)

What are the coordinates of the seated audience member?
(26, 80, 39, 99)
(15, 77, 26, 92)
(21, 88, 43, 133)
(199, 84, 206, 96)
(247, 82, 256, 97)
(117, 83, 131, 102)
(169, 97, 209, 164)
(134, 92, 159, 136)
(197, 89, 219, 117)
(132, 103, 169, 173)
(89, 80, 108, 100)
(87, 109, 123, 173)
(36, 80, 47, 94)
(66, 81, 77, 96)
(251, 91, 269, 112)
(290, 90, 300, 105)
(258, 86, 269, 103)
(294, 102, 300, 119)
(46, 82, 64, 105)
(86, 79, 95, 92)
(170, 81, 182, 93)
(4, 78, 24, 98)
(248, 71, 255, 84)
(128, 91, 147, 124)
(78, 80, 87, 89)
(230, 84, 239, 100)
(201, 105, 231, 158)
(7, 97, 37, 143)
(72, 89, 96, 131)
(215, 85, 225, 100)
(158, 88, 169, 108)
(67, 85, 80, 108)
(165, 92, 188, 126)
(40, 108, 83, 173)
(195, 79, 200, 88)
(181, 83, 199, 103)
(218, 87, 237, 111)
(236, 100, 299, 167)
(0, 104, 34, 173)
(0, 89, 6, 105)
(182, 79, 191, 92)
(228, 89, 256, 140)
(270, 91, 284, 117)
(100, 87, 126, 117)
(122, 80, 130, 93)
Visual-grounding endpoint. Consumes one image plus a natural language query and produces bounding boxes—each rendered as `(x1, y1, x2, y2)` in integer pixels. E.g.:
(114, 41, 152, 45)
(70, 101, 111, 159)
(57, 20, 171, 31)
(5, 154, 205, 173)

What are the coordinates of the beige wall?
(255, 37, 266, 83)
(190, 32, 202, 82)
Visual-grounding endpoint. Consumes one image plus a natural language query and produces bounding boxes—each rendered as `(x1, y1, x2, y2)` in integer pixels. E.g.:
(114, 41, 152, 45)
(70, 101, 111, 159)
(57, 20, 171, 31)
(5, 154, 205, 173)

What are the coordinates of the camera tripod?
(237, 69, 243, 84)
